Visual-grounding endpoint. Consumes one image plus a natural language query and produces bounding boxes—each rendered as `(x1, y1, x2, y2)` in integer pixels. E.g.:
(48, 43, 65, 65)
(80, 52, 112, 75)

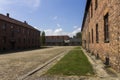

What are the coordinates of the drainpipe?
(117, 21, 120, 70)
(87, 12, 90, 52)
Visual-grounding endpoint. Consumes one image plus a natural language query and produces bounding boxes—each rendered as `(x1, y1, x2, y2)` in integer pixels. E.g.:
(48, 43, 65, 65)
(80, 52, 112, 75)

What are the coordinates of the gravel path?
(24, 48, 71, 80)
(0, 46, 74, 80)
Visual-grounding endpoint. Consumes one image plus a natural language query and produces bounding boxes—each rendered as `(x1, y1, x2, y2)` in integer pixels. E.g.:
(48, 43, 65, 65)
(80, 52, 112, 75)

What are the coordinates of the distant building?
(69, 38, 81, 46)
(45, 35, 69, 46)
(81, 0, 120, 72)
(45, 35, 81, 46)
(0, 13, 40, 50)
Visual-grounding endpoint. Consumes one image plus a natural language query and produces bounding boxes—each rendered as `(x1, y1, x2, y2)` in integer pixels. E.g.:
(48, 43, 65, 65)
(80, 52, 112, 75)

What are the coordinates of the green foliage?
(74, 46, 81, 49)
(76, 32, 82, 39)
(46, 47, 94, 76)
(75, 32, 82, 45)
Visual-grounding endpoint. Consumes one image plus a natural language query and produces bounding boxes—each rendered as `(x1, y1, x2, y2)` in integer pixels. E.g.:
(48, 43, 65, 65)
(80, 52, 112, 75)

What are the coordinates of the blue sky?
(0, 0, 86, 37)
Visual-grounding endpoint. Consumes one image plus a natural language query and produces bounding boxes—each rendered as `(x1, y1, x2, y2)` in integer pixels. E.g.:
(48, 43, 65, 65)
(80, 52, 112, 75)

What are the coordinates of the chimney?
(6, 13, 9, 17)
(24, 21, 28, 24)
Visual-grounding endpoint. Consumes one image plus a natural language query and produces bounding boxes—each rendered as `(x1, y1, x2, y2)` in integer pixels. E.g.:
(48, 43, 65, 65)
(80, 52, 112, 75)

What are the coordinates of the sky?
(0, 0, 86, 37)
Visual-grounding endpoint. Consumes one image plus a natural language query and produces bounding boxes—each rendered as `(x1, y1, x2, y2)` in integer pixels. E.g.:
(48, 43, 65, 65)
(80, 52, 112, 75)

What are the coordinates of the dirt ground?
(0, 46, 74, 80)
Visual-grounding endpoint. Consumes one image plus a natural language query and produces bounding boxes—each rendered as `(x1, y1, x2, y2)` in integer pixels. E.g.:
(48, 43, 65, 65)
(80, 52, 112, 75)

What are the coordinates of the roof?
(46, 39, 64, 43)
(46, 35, 69, 38)
(45, 35, 70, 43)
(81, 0, 91, 31)
(0, 14, 39, 31)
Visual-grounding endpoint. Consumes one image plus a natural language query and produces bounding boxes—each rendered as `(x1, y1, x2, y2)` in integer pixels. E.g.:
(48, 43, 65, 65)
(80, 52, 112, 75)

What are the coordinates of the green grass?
(46, 48, 94, 76)
(74, 46, 81, 49)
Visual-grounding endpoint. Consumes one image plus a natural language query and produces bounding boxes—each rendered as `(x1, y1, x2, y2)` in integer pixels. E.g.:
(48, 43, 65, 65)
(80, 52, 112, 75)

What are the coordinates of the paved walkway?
(82, 48, 120, 80)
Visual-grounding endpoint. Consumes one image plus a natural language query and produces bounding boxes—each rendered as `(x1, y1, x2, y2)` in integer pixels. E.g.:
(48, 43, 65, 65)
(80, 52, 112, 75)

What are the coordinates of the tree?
(41, 31, 46, 46)
(76, 32, 82, 39)
(75, 32, 82, 45)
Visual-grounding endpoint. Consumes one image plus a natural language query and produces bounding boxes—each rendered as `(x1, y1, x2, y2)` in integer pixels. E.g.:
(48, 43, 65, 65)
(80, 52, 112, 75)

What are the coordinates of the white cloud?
(54, 28, 63, 34)
(56, 24, 61, 27)
(0, 0, 11, 5)
(33, 0, 40, 8)
(69, 27, 81, 37)
(44, 29, 53, 35)
(44, 27, 81, 37)
(0, 0, 41, 10)
(34, 26, 40, 30)
(53, 16, 58, 20)
(42, 25, 81, 37)
(72, 27, 81, 34)
(45, 28, 66, 36)
(73, 26, 78, 29)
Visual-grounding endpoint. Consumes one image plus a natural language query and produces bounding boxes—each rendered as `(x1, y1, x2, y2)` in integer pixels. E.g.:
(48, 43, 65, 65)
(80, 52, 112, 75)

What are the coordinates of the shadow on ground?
(0, 46, 52, 55)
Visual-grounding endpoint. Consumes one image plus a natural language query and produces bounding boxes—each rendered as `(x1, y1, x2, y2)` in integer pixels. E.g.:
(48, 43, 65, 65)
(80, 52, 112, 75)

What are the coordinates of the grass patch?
(74, 46, 81, 49)
(46, 48, 94, 76)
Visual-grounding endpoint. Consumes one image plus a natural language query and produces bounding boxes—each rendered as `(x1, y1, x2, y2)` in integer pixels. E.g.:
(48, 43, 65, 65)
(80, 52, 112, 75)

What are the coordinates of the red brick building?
(45, 35, 69, 46)
(81, 0, 120, 72)
(0, 13, 40, 50)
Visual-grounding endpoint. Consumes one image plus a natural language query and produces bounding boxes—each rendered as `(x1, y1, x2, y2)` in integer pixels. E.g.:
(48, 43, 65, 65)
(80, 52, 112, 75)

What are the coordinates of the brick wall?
(0, 14, 40, 50)
(81, 0, 120, 72)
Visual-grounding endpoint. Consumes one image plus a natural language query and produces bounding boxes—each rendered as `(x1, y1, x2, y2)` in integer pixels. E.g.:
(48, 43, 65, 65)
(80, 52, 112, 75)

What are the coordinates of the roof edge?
(81, 0, 91, 31)
(0, 13, 40, 32)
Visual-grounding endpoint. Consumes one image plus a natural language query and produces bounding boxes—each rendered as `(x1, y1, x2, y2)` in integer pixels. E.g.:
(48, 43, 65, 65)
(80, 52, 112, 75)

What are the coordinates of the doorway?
(10, 42, 15, 49)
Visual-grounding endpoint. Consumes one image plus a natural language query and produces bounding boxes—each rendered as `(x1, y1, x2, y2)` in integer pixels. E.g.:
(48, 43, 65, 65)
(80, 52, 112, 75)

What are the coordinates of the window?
(104, 13, 109, 43)
(95, 0, 98, 10)
(11, 30, 15, 37)
(2, 23, 7, 30)
(10, 25, 15, 37)
(92, 29, 94, 43)
(11, 26, 13, 29)
(28, 30, 30, 35)
(32, 38, 34, 44)
(96, 24, 99, 43)
(12, 31, 14, 37)
(17, 27, 20, 33)
(24, 38, 25, 44)
(29, 39, 30, 44)
(91, 3, 93, 18)
(23, 28, 25, 34)
(89, 32, 90, 43)
(88, 12, 90, 23)
(3, 36, 6, 44)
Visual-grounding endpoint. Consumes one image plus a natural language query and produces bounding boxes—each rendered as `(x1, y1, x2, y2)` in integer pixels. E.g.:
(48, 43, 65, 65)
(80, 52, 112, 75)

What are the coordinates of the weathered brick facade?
(81, 0, 120, 72)
(0, 13, 40, 50)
